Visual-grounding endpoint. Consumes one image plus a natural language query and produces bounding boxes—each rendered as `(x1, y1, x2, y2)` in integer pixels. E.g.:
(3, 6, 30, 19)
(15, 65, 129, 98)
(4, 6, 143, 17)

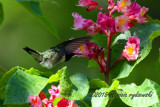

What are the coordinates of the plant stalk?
(105, 35, 111, 84)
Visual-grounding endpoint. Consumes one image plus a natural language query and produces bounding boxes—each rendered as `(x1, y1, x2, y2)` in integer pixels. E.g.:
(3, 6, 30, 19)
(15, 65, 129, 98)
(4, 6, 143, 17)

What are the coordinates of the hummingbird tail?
(23, 46, 41, 63)
(23, 46, 39, 55)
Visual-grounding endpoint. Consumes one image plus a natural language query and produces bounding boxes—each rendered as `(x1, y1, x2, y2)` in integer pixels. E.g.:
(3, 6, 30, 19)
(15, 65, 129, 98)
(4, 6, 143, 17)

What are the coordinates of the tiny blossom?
(42, 99, 53, 107)
(122, 36, 140, 61)
(48, 85, 78, 107)
(48, 85, 61, 101)
(72, 13, 85, 30)
(78, 0, 98, 7)
(115, 15, 129, 32)
(75, 41, 104, 60)
(74, 41, 106, 73)
(127, 2, 141, 16)
(108, 0, 115, 10)
(97, 12, 116, 34)
(117, 0, 131, 13)
(135, 7, 148, 23)
(126, 2, 148, 23)
(29, 95, 42, 107)
(72, 12, 101, 35)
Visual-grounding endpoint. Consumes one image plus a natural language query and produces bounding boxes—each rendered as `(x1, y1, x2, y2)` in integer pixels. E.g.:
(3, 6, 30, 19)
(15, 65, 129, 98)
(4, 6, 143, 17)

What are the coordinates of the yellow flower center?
(80, 45, 85, 52)
(121, 0, 127, 7)
(118, 18, 126, 26)
(141, 10, 146, 16)
(126, 46, 134, 55)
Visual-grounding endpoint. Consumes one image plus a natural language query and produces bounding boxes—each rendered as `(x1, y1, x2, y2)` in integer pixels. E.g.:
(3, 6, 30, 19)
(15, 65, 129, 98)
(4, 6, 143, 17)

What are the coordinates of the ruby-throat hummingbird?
(23, 37, 91, 69)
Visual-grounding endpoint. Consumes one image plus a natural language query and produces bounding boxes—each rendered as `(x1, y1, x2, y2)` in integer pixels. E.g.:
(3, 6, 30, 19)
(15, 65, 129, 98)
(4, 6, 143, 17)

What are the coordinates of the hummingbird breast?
(40, 49, 65, 69)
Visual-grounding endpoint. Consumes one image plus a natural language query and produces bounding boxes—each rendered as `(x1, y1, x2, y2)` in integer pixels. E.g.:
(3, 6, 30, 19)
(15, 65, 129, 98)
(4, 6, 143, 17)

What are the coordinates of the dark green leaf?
(110, 23, 160, 80)
(60, 67, 89, 100)
(4, 70, 48, 104)
(156, 48, 160, 74)
(16, 1, 59, 39)
(117, 79, 160, 107)
(0, 3, 3, 25)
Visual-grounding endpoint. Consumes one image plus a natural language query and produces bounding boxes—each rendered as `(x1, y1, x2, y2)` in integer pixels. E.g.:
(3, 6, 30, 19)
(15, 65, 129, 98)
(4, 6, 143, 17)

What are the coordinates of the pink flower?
(97, 12, 116, 34)
(72, 13, 85, 30)
(72, 12, 101, 35)
(115, 15, 129, 32)
(48, 85, 78, 107)
(87, 23, 101, 35)
(108, 0, 115, 10)
(75, 41, 104, 60)
(74, 41, 106, 73)
(78, 0, 98, 7)
(117, 0, 131, 13)
(122, 36, 140, 61)
(126, 2, 148, 23)
(48, 85, 61, 101)
(42, 99, 53, 107)
(127, 2, 141, 16)
(29, 95, 42, 107)
(135, 7, 148, 23)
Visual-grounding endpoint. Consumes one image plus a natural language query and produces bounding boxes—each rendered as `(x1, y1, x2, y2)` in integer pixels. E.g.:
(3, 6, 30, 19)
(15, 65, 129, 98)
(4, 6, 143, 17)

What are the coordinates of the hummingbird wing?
(53, 36, 92, 54)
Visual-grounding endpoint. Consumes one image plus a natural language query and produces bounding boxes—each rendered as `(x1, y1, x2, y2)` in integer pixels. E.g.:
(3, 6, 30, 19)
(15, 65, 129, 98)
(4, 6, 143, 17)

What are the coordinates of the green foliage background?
(0, 0, 160, 106)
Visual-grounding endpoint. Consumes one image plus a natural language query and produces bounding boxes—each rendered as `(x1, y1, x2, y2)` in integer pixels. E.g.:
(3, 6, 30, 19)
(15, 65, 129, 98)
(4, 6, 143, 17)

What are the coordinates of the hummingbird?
(23, 37, 91, 69)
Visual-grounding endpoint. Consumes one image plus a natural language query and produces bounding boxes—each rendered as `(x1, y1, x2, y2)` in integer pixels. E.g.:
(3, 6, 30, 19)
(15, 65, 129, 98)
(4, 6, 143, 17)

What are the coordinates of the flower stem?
(108, 58, 121, 72)
(96, 59, 105, 73)
(105, 35, 111, 84)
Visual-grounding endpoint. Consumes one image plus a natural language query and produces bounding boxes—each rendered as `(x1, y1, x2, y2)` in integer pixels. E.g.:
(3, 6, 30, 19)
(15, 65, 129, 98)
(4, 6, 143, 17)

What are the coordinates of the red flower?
(97, 12, 116, 34)
(78, 0, 98, 7)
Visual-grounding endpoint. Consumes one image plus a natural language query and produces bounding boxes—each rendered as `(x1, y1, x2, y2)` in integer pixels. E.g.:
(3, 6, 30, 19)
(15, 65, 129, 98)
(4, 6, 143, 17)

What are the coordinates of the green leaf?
(60, 67, 89, 100)
(89, 79, 108, 88)
(48, 67, 65, 83)
(111, 30, 131, 47)
(91, 34, 107, 48)
(91, 80, 119, 107)
(110, 23, 160, 80)
(16, 1, 59, 39)
(152, 102, 160, 107)
(117, 79, 160, 107)
(88, 60, 99, 68)
(4, 70, 48, 104)
(91, 88, 109, 107)
(0, 66, 25, 99)
(156, 48, 160, 74)
(52, 97, 62, 106)
(0, 71, 4, 80)
(0, 66, 51, 99)
(0, 3, 3, 25)
(17, 0, 58, 5)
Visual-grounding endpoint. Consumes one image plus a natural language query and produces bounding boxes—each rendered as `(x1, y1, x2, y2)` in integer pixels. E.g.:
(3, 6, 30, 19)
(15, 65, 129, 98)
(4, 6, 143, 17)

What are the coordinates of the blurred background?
(0, 0, 160, 106)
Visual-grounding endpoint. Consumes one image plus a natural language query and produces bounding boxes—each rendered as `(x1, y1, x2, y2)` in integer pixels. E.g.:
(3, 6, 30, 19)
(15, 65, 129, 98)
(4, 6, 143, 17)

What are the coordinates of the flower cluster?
(122, 36, 140, 61)
(73, 0, 148, 36)
(29, 85, 78, 107)
(74, 41, 106, 73)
